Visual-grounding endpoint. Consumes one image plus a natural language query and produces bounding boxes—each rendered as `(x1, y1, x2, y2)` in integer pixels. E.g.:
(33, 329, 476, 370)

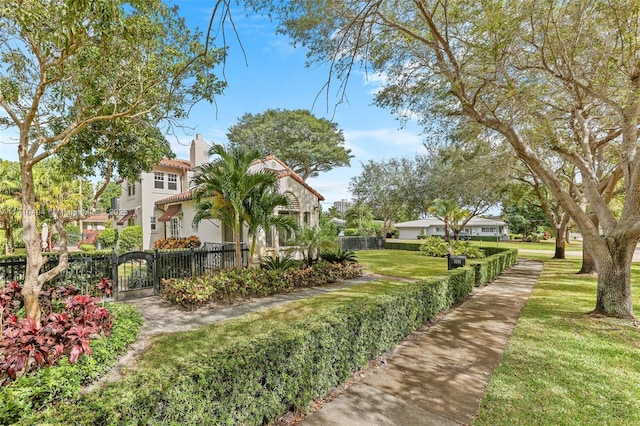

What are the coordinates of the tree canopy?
(349, 157, 419, 236)
(247, 0, 640, 318)
(226, 108, 352, 180)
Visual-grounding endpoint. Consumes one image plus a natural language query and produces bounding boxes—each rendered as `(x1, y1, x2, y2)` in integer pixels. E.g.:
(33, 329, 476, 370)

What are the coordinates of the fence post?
(190, 247, 195, 277)
(153, 249, 159, 295)
(110, 249, 118, 300)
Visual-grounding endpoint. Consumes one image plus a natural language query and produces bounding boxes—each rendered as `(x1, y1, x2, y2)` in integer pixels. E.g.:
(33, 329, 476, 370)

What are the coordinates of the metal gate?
(112, 251, 158, 300)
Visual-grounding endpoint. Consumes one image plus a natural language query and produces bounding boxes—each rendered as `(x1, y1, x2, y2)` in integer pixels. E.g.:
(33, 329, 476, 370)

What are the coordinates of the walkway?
(302, 259, 542, 426)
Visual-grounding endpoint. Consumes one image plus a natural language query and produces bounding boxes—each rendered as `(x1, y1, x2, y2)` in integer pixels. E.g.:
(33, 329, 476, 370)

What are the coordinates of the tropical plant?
(259, 255, 302, 271)
(0, 160, 21, 255)
(191, 144, 282, 267)
(152, 236, 201, 250)
(320, 249, 358, 264)
(288, 225, 339, 266)
(244, 187, 298, 265)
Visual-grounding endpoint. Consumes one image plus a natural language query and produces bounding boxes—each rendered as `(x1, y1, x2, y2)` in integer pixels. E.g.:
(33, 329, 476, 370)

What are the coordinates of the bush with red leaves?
(0, 282, 113, 386)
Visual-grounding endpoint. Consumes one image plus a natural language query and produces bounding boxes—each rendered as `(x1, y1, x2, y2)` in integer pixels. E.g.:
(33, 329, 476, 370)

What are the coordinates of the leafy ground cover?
(474, 259, 640, 425)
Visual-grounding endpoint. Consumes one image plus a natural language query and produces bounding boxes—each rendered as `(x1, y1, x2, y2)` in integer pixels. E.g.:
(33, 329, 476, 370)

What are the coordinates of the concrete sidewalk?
(302, 259, 542, 426)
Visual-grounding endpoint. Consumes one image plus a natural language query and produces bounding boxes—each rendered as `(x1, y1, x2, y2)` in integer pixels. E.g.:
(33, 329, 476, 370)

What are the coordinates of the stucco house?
(113, 135, 325, 257)
(395, 217, 509, 240)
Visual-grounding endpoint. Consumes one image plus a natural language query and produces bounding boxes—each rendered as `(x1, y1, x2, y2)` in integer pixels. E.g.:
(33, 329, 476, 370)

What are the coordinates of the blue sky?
(0, 0, 428, 209)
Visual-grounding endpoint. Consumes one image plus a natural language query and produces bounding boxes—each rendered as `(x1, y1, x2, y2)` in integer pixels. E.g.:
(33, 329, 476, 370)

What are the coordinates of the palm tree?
(0, 160, 21, 254)
(191, 144, 282, 267)
(289, 224, 339, 266)
(428, 198, 458, 242)
(243, 187, 299, 266)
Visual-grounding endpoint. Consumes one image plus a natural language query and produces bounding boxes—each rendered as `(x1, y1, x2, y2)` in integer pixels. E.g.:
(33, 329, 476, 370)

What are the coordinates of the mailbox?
(447, 254, 466, 270)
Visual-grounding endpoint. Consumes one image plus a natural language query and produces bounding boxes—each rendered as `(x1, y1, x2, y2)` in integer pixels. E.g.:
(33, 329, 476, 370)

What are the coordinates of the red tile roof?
(155, 190, 193, 205)
(155, 155, 325, 205)
(84, 214, 109, 222)
(158, 158, 192, 171)
(251, 155, 325, 201)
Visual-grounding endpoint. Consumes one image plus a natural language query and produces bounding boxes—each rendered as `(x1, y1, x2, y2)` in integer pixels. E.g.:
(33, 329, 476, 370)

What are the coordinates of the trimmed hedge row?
(22, 249, 516, 425)
(383, 241, 422, 251)
(472, 247, 518, 285)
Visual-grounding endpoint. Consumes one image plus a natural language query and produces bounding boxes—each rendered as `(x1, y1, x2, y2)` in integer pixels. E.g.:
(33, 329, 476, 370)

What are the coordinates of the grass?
(474, 259, 640, 425)
(356, 249, 448, 279)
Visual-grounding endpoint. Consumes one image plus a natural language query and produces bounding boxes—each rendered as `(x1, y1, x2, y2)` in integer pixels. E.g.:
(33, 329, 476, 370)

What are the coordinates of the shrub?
(161, 262, 364, 310)
(419, 238, 486, 259)
(419, 236, 450, 257)
(119, 226, 142, 251)
(152, 235, 201, 249)
(97, 228, 118, 248)
(320, 249, 357, 264)
(0, 286, 113, 386)
(0, 303, 141, 425)
(384, 241, 422, 251)
(79, 244, 96, 252)
(260, 255, 302, 271)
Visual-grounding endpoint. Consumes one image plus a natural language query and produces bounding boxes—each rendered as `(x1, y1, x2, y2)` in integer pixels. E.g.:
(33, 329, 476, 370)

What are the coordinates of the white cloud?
(344, 128, 424, 159)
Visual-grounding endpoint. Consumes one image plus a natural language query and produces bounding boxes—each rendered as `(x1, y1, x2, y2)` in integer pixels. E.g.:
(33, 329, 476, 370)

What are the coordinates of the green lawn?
(356, 249, 448, 279)
(474, 259, 640, 425)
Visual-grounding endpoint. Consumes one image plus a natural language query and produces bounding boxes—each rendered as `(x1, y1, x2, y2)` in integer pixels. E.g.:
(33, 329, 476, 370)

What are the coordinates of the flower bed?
(161, 261, 363, 310)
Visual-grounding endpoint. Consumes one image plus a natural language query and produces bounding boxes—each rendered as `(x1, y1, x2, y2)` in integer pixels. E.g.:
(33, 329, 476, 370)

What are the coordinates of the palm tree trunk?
(234, 211, 242, 268)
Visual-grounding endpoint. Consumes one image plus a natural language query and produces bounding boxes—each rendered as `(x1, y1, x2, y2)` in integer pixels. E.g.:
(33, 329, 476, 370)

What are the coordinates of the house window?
(436, 227, 445, 232)
(154, 172, 164, 189)
(481, 227, 497, 233)
(127, 182, 135, 197)
(278, 211, 297, 246)
(265, 226, 273, 247)
(150, 217, 156, 232)
(168, 173, 178, 190)
(303, 212, 310, 224)
(170, 217, 181, 238)
(223, 224, 243, 243)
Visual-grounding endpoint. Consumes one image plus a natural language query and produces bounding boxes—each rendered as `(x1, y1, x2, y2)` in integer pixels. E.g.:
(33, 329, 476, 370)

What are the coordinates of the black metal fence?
(336, 236, 384, 251)
(0, 243, 248, 299)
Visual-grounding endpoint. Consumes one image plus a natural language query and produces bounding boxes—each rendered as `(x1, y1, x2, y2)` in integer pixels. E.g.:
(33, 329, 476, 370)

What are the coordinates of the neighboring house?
(80, 214, 110, 246)
(395, 217, 509, 240)
(113, 135, 325, 257)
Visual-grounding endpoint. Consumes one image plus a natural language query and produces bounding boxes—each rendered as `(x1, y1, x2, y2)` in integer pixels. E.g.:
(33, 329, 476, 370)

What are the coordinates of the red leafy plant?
(0, 283, 113, 386)
(96, 278, 113, 297)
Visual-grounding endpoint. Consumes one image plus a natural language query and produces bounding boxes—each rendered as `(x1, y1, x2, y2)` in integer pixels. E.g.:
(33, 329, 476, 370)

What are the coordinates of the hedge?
(21, 248, 516, 425)
(383, 241, 422, 251)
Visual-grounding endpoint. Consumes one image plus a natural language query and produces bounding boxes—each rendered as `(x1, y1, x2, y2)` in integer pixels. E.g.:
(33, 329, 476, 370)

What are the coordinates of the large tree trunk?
(578, 245, 598, 275)
(577, 213, 599, 274)
(552, 215, 571, 259)
(553, 240, 565, 259)
(20, 162, 45, 328)
(590, 236, 636, 319)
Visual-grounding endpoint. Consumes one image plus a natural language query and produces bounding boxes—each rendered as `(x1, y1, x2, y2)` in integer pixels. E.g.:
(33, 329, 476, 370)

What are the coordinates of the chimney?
(190, 134, 209, 168)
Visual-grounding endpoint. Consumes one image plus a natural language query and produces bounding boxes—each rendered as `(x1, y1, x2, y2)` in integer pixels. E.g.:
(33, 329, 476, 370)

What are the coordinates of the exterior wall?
(117, 165, 190, 250)
(396, 219, 509, 240)
(118, 152, 323, 255)
(398, 228, 423, 240)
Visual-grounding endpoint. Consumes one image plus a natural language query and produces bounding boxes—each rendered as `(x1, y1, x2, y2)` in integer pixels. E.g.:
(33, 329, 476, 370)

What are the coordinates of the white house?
(395, 217, 509, 240)
(113, 135, 325, 256)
